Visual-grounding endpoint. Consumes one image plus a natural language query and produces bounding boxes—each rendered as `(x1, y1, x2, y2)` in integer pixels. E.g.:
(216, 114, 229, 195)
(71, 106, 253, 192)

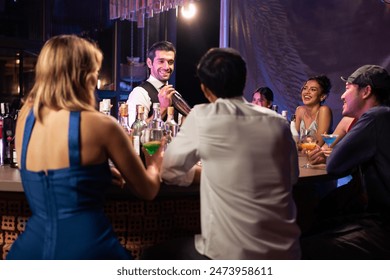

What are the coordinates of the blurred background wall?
(230, 0, 390, 127)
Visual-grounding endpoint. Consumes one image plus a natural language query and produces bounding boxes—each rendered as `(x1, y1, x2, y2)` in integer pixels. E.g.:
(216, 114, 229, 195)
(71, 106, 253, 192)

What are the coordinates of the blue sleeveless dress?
(7, 111, 131, 259)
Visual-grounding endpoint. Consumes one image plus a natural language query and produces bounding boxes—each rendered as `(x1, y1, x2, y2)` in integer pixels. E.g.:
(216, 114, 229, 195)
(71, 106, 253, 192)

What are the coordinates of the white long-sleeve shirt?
(126, 75, 165, 125)
(161, 97, 301, 260)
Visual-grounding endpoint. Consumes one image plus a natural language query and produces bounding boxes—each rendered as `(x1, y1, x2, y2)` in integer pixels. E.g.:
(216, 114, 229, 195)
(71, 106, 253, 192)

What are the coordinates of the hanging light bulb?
(110, 0, 198, 27)
(181, 3, 196, 19)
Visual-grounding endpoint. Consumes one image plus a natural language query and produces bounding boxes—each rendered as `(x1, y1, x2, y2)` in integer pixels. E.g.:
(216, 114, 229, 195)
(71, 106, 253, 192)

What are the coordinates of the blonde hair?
(27, 34, 103, 122)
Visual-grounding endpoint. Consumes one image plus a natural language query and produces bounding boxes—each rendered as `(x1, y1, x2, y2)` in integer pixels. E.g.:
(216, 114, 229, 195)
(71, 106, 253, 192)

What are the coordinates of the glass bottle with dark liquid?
(2, 103, 14, 165)
(0, 103, 4, 166)
(10, 136, 18, 168)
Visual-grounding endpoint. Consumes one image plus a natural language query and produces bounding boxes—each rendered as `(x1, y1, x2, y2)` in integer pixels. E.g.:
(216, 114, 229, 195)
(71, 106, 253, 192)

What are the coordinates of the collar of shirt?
(147, 75, 166, 90)
(214, 96, 248, 104)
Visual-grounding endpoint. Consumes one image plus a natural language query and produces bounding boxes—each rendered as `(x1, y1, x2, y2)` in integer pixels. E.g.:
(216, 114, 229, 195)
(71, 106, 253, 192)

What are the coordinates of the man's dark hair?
(362, 85, 390, 106)
(147, 41, 176, 62)
(196, 48, 247, 98)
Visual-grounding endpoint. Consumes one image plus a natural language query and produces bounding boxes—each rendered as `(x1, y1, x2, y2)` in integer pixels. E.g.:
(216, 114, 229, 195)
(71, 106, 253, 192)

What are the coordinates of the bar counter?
(0, 157, 329, 192)
(0, 157, 334, 259)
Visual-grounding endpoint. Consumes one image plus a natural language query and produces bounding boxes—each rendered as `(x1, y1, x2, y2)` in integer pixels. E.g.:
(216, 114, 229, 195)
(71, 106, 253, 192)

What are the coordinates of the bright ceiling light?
(181, 3, 197, 19)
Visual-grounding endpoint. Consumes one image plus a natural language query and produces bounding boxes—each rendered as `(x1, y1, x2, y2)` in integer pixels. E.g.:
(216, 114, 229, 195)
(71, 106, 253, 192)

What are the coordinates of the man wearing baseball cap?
(301, 65, 390, 259)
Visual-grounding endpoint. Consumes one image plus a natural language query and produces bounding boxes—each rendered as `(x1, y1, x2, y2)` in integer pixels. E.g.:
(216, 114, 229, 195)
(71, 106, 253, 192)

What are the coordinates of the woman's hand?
(322, 146, 333, 157)
(142, 136, 167, 171)
(110, 166, 125, 188)
(307, 145, 326, 165)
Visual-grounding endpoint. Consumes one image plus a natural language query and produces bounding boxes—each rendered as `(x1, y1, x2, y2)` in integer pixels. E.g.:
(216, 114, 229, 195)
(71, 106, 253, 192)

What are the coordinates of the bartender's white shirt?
(161, 97, 301, 259)
(126, 75, 165, 125)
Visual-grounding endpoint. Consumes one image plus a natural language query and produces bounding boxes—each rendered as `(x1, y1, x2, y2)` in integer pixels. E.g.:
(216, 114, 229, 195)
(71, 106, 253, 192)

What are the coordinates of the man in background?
(301, 65, 390, 259)
(142, 47, 301, 260)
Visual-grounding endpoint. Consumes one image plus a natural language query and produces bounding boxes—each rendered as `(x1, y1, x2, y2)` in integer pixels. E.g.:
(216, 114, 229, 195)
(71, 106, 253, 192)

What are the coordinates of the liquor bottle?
(139, 105, 148, 129)
(130, 105, 146, 156)
(177, 113, 183, 126)
(149, 103, 164, 130)
(100, 99, 111, 115)
(10, 108, 19, 168)
(0, 103, 4, 166)
(290, 114, 299, 143)
(10, 137, 17, 168)
(118, 103, 131, 135)
(281, 110, 288, 120)
(164, 106, 179, 143)
(2, 103, 14, 165)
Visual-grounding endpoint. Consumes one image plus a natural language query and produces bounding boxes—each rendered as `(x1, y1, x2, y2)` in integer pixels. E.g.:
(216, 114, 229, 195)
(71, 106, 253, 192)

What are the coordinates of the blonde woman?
(7, 35, 164, 260)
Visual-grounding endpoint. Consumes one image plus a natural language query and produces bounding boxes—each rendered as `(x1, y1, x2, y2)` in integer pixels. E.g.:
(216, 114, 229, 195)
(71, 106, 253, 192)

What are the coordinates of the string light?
(109, 0, 197, 28)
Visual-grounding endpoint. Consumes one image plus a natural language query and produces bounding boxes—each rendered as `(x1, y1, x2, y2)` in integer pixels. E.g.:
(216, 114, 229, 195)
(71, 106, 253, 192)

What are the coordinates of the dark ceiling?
(0, 0, 110, 45)
(0, 0, 221, 107)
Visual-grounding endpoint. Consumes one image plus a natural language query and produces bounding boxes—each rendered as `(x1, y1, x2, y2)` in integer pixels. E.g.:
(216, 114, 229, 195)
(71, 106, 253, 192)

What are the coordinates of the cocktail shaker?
(172, 91, 191, 117)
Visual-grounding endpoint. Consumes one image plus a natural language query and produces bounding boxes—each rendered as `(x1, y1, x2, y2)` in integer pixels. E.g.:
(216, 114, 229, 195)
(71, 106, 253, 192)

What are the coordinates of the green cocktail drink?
(143, 140, 161, 155)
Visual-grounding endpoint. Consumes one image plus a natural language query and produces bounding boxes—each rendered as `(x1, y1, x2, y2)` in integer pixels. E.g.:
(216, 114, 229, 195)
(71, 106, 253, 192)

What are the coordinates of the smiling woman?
(294, 75, 333, 146)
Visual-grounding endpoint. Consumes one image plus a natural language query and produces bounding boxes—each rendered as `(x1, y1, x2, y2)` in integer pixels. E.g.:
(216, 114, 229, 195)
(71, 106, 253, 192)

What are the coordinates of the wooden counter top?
(0, 157, 330, 193)
(0, 166, 23, 192)
(0, 165, 200, 197)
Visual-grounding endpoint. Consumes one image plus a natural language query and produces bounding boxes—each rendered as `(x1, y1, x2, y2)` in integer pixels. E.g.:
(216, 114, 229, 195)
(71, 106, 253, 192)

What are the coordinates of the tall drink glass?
(300, 130, 317, 168)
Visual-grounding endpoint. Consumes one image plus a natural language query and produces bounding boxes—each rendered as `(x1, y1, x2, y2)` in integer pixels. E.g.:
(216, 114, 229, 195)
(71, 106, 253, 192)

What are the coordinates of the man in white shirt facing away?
(142, 47, 301, 260)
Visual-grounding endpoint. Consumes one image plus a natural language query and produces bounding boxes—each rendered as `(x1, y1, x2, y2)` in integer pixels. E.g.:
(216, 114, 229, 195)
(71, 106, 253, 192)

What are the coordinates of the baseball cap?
(341, 65, 390, 89)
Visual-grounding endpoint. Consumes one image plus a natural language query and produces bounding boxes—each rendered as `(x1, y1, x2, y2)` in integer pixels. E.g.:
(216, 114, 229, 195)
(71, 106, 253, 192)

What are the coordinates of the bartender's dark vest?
(139, 81, 159, 119)
(139, 81, 178, 122)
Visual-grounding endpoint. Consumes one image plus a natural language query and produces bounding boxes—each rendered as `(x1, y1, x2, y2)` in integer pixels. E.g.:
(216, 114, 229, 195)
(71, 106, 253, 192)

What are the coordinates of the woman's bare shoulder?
(81, 111, 118, 127)
(295, 106, 305, 114)
(319, 105, 332, 114)
(16, 103, 32, 126)
(80, 111, 121, 138)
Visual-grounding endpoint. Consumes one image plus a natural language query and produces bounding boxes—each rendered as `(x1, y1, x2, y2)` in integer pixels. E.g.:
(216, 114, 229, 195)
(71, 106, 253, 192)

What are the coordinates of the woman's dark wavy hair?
(196, 48, 246, 98)
(307, 75, 332, 95)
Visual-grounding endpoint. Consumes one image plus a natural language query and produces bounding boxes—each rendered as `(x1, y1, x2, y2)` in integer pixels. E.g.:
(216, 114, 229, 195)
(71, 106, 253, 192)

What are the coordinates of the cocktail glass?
(300, 134, 317, 168)
(321, 134, 338, 157)
(142, 127, 164, 156)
